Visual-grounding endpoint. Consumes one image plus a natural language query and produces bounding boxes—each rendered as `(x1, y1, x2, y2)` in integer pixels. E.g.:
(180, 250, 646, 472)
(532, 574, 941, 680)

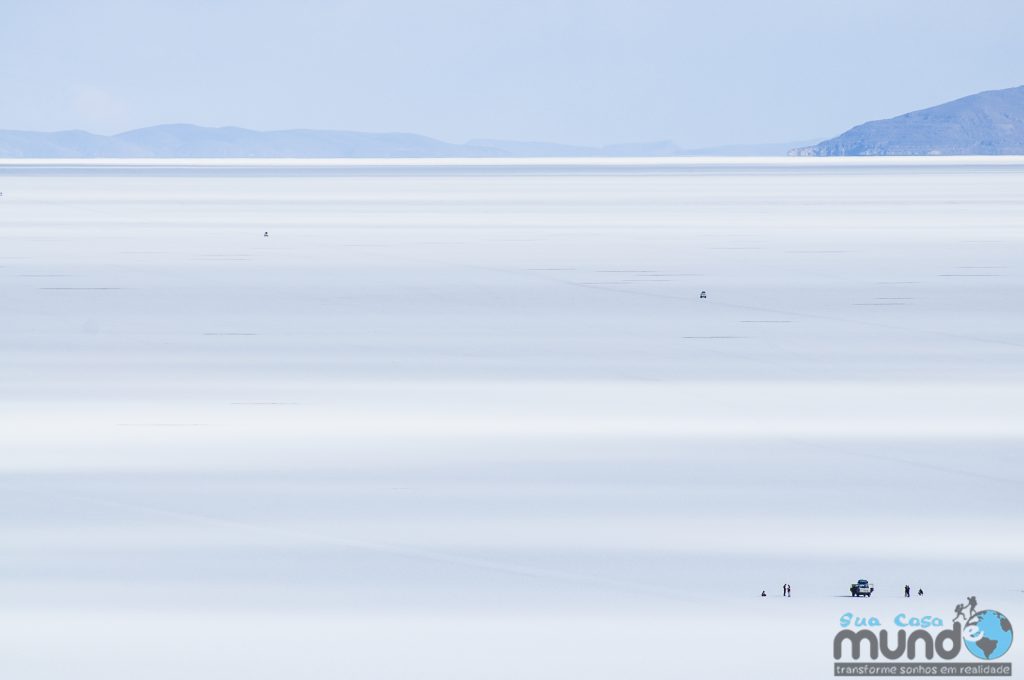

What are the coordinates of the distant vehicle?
(850, 579, 874, 597)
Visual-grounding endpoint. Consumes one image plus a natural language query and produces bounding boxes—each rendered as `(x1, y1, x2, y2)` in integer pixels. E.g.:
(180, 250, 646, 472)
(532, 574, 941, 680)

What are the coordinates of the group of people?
(760, 584, 927, 597)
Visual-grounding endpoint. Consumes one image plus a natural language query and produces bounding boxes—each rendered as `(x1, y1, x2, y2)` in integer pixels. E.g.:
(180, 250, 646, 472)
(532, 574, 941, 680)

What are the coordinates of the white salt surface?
(1, 158, 1022, 678)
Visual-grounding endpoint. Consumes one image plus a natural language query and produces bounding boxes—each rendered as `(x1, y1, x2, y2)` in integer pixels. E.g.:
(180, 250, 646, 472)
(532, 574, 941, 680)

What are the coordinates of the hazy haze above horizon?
(3, 0, 1023, 147)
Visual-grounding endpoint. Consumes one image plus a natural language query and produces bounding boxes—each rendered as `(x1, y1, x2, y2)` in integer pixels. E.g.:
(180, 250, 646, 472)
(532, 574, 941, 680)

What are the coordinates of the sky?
(2, 0, 1023, 147)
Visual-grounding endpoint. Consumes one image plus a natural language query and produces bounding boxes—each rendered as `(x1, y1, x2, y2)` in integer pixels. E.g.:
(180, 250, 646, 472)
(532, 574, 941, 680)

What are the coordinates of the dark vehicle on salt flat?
(850, 579, 874, 597)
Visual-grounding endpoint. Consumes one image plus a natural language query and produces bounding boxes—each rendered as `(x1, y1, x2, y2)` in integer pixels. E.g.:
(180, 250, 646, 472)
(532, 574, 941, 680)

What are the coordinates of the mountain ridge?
(791, 85, 1024, 156)
(0, 124, 808, 158)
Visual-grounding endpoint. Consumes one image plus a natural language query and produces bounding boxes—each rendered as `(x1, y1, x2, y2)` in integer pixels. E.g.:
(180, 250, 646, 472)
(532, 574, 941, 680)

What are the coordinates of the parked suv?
(850, 579, 874, 597)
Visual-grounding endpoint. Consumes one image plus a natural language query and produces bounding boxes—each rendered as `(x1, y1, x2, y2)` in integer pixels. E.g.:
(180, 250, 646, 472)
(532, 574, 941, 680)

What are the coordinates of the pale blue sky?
(2, 0, 1022, 146)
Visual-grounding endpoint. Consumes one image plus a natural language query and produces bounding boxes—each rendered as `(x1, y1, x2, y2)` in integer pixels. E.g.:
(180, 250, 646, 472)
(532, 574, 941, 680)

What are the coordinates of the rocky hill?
(791, 85, 1024, 156)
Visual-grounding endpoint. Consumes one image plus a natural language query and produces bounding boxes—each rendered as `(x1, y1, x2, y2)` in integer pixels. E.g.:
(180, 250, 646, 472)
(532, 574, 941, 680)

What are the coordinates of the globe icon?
(964, 610, 1013, 660)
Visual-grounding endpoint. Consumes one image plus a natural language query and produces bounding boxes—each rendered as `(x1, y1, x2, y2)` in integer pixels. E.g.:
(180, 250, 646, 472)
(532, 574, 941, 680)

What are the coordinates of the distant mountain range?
(0, 123, 812, 159)
(7, 85, 1024, 159)
(791, 85, 1024, 156)
(0, 125, 497, 159)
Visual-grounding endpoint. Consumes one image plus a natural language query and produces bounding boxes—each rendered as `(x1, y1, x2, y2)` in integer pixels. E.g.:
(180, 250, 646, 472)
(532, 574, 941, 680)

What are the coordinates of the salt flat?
(1, 158, 1022, 678)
